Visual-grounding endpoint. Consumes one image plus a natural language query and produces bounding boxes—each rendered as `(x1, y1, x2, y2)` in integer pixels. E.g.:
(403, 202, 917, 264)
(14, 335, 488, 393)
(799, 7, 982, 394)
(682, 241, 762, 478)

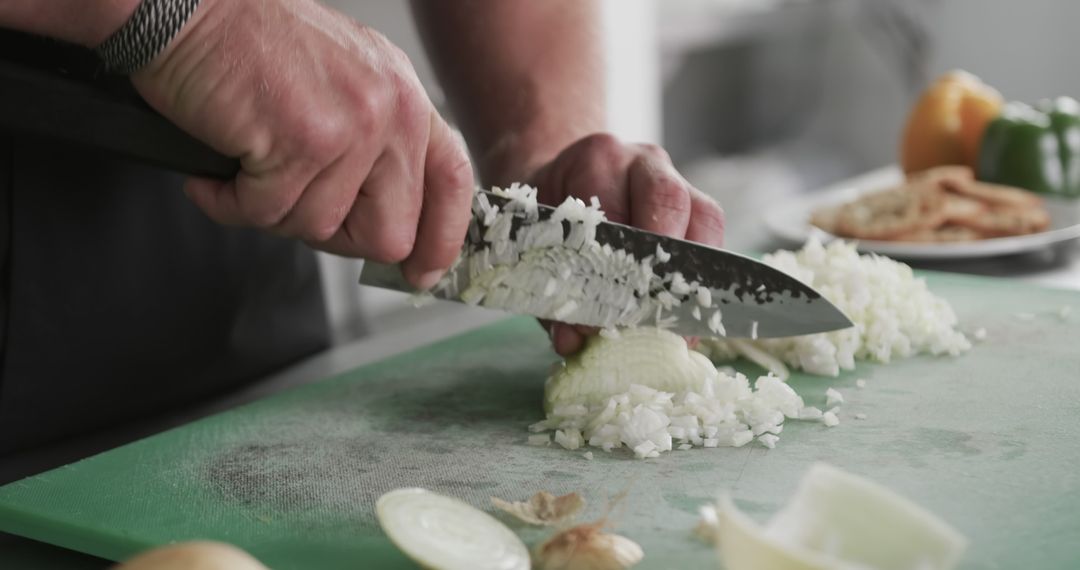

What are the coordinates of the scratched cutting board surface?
(1, 271, 1079, 569)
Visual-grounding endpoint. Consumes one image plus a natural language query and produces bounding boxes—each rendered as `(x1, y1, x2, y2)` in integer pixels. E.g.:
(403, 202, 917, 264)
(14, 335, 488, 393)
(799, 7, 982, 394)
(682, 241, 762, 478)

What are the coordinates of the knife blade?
(362, 190, 852, 339)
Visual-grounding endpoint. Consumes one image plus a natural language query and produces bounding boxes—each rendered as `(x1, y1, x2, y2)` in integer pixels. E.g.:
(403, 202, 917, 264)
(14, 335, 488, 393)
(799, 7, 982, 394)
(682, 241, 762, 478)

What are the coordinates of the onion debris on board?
(696, 463, 967, 570)
(533, 491, 644, 570)
(376, 488, 530, 570)
(698, 239, 971, 378)
(492, 491, 586, 526)
(535, 523, 644, 570)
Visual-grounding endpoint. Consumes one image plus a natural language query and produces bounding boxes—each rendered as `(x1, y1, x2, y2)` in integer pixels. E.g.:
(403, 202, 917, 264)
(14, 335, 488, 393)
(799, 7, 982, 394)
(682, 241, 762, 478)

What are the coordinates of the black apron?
(0, 32, 331, 454)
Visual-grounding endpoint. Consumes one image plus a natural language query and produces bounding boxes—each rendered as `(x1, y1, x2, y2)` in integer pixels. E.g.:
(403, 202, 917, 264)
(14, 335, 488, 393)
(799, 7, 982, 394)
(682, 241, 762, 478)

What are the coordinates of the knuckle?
(643, 172, 691, 212)
(639, 142, 670, 162)
(347, 84, 392, 140)
(384, 41, 416, 73)
(695, 193, 727, 231)
(393, 82, 429, 133)
(577, 132, 624, 162)
(574, 130, 626, 163)
(295, 112, 351, 159)
(441, 149, 476, 192)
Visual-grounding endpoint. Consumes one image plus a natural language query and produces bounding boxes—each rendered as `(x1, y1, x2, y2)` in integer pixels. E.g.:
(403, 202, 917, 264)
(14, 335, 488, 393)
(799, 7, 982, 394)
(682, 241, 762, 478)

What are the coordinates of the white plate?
(763, 166, 1080, 260)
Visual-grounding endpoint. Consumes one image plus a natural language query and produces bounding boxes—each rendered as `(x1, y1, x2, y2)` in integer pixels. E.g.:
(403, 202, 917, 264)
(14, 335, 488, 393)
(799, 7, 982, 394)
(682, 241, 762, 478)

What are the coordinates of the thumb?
(183, 176, 246, 226)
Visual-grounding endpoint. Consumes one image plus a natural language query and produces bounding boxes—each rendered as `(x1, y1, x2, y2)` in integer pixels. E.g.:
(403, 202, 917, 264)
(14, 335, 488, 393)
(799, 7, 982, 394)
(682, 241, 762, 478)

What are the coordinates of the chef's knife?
(361, 191, 852, 339)
(0, 59, 852, 338)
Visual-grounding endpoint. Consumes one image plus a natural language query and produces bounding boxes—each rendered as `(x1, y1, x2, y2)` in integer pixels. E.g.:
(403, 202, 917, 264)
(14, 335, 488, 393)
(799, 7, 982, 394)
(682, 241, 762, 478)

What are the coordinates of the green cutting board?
(1, 272, 1078, 569)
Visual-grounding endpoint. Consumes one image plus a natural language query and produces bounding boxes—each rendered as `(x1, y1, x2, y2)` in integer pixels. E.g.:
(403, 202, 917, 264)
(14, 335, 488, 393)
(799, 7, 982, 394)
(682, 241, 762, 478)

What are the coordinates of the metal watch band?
(95, 0, 202, 74)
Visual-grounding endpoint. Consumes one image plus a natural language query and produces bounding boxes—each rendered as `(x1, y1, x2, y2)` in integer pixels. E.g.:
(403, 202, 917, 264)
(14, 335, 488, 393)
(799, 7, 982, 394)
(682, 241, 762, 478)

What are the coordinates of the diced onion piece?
(599, 328, 621, 340)
(822, 411, 839, 427)
(825, 388, 844, 408)
(732, 430, 754, 447)
(708, 309, 726, 336)
(728, 339, 790, 380)
(855, 379, 867, 389)
(655, 243, 671, 263)
(555, 429, 583, 450)
(713, 463, 966, 570)
(529, 434, 551, 446)
(377, 488, 530, 570)
(409, 292, 436, 307)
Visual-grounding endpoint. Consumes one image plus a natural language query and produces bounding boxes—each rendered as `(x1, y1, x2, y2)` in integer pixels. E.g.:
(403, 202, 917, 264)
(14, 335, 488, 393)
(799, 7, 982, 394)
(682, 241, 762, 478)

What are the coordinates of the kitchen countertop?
(3, 180, 1079, 567)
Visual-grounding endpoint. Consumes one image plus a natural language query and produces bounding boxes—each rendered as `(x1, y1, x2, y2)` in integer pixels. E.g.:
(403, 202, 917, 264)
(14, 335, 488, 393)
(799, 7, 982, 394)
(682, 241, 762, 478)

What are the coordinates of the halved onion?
(376, 488, 530, 570)
(544, 327, 717, 412)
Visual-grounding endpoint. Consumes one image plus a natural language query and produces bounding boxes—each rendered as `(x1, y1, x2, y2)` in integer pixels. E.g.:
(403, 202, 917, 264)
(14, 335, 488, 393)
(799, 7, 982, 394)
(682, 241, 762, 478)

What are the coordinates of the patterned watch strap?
(96, 0, 202, 74)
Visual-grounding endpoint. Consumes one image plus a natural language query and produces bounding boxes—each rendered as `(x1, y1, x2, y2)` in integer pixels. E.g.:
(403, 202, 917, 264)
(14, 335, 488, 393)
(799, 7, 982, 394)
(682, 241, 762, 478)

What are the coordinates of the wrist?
(86, 0, 144, 47)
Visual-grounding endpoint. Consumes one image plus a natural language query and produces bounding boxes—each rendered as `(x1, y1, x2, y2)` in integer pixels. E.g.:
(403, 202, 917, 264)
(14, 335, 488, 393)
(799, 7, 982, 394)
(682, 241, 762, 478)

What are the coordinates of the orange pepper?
(900, 70, 1003, 174)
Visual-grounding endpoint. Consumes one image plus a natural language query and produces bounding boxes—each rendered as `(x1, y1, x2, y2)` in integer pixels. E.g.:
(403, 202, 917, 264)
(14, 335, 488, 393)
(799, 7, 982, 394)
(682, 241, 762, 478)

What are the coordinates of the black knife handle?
(0, 59, 239, 180)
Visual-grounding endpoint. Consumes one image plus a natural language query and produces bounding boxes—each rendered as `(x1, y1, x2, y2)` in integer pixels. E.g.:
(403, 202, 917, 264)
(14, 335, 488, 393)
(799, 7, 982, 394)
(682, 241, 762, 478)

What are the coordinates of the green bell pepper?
(976, 97, 1080, 197)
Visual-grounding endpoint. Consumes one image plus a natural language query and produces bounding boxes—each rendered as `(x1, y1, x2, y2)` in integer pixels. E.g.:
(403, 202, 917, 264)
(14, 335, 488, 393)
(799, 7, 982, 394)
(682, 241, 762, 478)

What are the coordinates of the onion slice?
(377, 488, 530, 570)
(707, 463, 967, 570)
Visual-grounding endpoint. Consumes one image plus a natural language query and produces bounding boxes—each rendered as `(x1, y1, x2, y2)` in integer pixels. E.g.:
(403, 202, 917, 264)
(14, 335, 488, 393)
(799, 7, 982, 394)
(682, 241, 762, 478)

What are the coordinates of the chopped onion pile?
(431, 184, 724, 332)
(533, 328, 828, 458)
(697, 463, 967, 570)
(701, 239, 971, 377)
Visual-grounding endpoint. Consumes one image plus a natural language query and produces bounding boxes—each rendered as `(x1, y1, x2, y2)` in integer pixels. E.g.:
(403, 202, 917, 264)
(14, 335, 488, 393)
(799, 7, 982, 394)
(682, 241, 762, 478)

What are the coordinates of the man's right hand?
(131, 0, 475, 290)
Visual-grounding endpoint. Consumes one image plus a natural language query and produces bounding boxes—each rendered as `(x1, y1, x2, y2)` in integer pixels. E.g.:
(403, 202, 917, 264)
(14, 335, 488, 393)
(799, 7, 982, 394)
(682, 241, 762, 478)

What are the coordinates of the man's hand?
(530, 133, 726, 356)
(412, 1, 723, 355)
(132, 0, 474, 290)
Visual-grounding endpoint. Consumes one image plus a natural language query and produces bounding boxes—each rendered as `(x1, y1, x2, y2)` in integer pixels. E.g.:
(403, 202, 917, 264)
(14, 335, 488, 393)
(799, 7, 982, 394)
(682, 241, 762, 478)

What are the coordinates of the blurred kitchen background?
(319, 0, 1080, 345)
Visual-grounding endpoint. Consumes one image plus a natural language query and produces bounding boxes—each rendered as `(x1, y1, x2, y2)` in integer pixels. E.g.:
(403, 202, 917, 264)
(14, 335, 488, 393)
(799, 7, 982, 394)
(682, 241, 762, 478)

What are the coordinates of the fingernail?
(554, 326, 582, 356)
(416, 270, 444, 291)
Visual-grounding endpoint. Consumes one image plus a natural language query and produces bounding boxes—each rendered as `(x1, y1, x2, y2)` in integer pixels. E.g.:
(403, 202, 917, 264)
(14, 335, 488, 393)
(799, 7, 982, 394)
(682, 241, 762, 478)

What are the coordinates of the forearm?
(0, 0, 140, 46)
(411, 0, 605, 186)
